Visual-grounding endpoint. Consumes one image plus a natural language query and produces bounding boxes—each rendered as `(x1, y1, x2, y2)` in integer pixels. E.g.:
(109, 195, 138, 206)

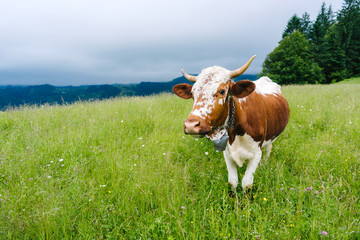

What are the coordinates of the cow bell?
(212, 134, 229, 151)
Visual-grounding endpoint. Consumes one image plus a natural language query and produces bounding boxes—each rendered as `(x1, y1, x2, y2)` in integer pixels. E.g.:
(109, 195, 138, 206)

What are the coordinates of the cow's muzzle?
(184, 117, 210, 137)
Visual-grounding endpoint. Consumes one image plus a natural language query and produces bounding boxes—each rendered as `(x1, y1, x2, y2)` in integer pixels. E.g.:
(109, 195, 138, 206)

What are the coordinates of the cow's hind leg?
(263, 143, 272, 163)
(242, 148, 262, 191)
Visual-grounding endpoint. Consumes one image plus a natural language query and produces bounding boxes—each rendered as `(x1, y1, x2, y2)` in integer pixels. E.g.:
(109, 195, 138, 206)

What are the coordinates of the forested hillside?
(0, 75, 257, 110)
(261, 0, 360, 84)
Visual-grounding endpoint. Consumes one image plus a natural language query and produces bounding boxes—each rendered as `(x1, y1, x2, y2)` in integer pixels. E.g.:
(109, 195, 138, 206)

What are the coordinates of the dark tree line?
(261, 0, 360, 84)
(0, 74, 258, 110)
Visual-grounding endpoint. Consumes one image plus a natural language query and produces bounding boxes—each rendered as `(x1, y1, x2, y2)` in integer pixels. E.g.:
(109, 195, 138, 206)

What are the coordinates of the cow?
(172, 55, 290, 193)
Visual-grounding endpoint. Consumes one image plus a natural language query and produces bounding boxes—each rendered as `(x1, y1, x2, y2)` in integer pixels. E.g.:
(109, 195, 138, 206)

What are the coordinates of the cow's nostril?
(184, 118, 210, 136)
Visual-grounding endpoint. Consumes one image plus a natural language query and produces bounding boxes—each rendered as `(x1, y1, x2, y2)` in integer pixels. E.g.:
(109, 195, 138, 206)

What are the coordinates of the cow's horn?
(181, 69, 197, 83)
(230, 55, 256, 79)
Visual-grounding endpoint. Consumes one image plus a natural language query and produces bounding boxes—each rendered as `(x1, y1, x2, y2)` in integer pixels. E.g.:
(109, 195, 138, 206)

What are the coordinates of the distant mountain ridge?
(0, 74, 257, 110)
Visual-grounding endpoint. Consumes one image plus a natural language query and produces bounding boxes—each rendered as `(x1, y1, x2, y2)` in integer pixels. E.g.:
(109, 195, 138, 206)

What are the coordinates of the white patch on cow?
(254, 77, 281, 95)
(190, 66, 231, 119)
(218, 98, 225, 105)
(207, 128, 227, 141)
(225, 134, 259, 167)
(238, 97, 247, 104)
(191, 105, 213, 119)
(192, 66, 231, 98)
(224, 134, 263, 190)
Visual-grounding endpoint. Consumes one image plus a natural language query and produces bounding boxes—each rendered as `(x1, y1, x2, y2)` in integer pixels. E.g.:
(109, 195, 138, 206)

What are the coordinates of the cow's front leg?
(223, 148, 238, 192)
(242, 148, 262, 191)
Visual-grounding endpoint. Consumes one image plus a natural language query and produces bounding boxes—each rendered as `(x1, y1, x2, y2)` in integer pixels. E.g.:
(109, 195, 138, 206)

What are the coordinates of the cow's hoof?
(243, 187, 253, 196)
(242, 184, 252, 192)
(228, 183, 236, 198)
(241, 176, 253, 191)
(228, 189, 235, 198)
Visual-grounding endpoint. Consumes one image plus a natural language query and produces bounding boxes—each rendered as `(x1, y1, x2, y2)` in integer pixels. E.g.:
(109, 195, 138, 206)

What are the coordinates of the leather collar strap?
(227, 97, 235, 131)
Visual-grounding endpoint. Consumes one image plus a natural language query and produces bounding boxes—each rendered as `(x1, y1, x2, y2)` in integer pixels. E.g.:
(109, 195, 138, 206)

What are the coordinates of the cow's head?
(173, 56, 256, 140)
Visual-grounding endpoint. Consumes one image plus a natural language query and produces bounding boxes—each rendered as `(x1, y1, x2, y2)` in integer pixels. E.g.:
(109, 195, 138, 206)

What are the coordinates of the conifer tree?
(282, 13, 312, 39)
(324, 24, 347, 82)
(309, 3, 336, 83)
(336, 0, 360, 77)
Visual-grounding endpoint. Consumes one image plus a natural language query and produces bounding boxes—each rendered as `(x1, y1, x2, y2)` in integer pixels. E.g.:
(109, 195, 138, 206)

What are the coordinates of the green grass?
(336, 77, 360, 84)
(0, 81, 359, 239)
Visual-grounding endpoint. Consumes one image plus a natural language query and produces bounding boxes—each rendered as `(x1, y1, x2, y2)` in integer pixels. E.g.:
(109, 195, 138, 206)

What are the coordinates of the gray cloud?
(0, 0, 343, 85)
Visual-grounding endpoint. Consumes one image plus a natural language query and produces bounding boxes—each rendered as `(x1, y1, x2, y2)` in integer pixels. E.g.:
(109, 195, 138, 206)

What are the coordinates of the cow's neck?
(206, 96, 235, 141)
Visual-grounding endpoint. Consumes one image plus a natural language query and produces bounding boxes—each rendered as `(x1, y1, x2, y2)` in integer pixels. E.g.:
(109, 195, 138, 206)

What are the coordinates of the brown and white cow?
(172, 56, 289, 191)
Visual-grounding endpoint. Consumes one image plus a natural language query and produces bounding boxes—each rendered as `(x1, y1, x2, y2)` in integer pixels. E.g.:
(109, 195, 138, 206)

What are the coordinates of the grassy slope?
(336, 77, 360, 84)
(0, 81, 359, 239)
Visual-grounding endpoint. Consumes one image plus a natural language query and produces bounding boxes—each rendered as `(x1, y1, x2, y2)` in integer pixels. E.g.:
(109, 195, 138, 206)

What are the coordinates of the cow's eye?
(219, 90, 225, 95)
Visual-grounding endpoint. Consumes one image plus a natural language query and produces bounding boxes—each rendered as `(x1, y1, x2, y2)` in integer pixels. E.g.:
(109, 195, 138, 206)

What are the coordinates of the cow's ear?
(172, 83, 193, 99)
(230, 80, 255, 98)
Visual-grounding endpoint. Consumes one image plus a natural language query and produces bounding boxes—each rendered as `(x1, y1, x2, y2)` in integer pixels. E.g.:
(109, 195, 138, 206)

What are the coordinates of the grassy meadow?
(0, 79, 359, 239)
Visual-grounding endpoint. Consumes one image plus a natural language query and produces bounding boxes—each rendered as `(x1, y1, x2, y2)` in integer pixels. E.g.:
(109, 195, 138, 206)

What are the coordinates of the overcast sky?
(0, 0, 344, 86)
